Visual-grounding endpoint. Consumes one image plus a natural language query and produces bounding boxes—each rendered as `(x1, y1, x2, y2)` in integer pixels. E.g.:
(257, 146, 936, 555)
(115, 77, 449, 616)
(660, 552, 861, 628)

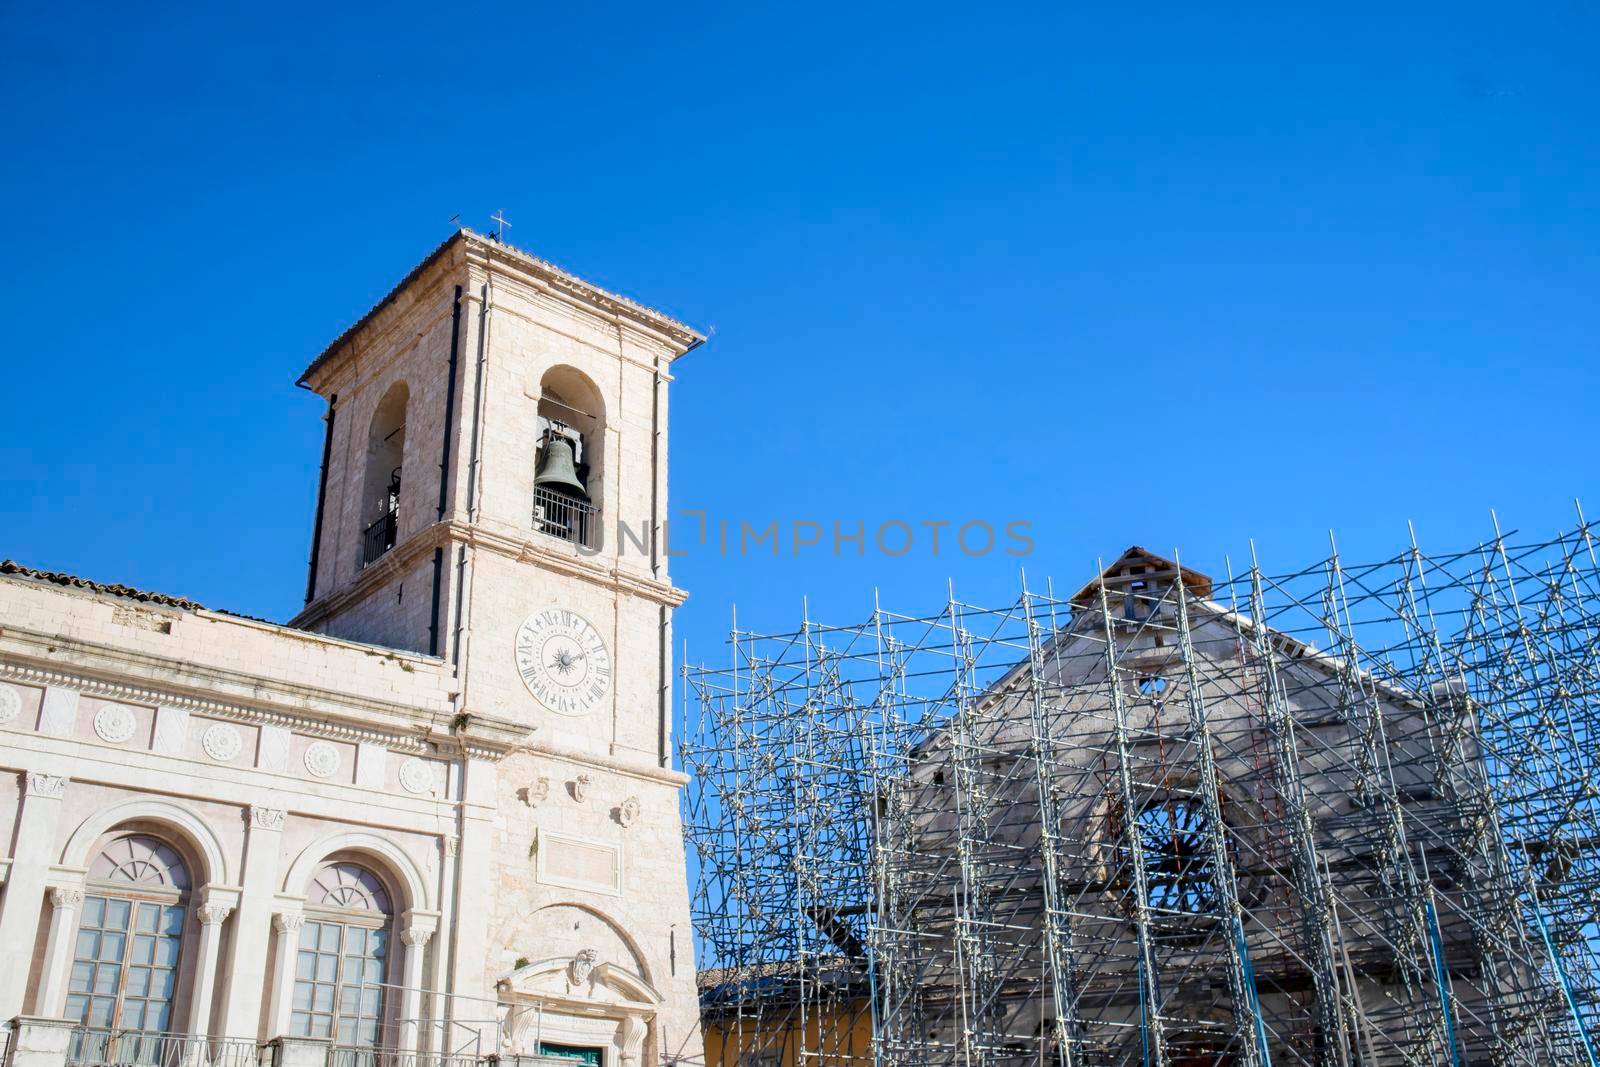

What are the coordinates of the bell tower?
(290, 229, 706, 1064)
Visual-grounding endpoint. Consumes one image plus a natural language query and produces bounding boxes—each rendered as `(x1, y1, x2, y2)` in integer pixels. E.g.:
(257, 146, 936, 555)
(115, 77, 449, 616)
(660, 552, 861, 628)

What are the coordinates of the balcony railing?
(66, 1028, 265, 1067)
(329, 1048, 490, 1067)
(533, 487, 598, 549)
(363, 510, 398, 566)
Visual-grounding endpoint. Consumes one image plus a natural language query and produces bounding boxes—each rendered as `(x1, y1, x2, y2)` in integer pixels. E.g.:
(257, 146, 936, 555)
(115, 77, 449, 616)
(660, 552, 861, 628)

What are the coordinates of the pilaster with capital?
(268, 909, 307, 1039)
(0, 772, 70, 1019)
(37, 881, 87, 1017)
(222, 804, 289, 1040)
(186, 894, 235, 1039)
(398, 916, 437, 1053)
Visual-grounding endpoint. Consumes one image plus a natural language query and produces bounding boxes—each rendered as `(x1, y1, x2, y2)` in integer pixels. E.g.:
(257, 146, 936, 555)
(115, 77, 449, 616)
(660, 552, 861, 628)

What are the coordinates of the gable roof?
(1069, 545, 1213, 606)
(297, 229, 706, 388)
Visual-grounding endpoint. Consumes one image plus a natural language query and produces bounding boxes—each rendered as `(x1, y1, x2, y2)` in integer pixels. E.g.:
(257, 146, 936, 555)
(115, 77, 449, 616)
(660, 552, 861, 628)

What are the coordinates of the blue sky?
(1, 2, 1595, 674)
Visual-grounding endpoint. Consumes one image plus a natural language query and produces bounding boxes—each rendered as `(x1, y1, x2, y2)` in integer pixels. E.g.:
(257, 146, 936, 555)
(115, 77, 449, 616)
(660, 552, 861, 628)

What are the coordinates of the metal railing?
(66, 1029, 265, 1067)
(362, 510, 398, 566)
(329, 1048, 489, 1067)
(533, 488, 598, 549)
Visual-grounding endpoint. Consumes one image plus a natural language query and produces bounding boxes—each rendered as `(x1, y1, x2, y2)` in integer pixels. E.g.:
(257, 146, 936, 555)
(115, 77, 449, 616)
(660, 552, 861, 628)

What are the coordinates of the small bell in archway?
(534, 434, 588, 499)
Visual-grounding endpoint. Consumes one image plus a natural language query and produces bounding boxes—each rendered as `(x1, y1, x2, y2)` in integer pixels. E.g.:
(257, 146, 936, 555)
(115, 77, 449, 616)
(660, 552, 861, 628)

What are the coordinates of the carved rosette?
(203, 723, 243, 762)
(304, 741, 341, 778)
(94, 704, 138, 744)
(398, 757, 434, 795)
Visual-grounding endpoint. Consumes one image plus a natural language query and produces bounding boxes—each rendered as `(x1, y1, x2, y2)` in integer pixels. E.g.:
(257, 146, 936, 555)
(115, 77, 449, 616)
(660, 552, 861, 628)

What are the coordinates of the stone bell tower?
(291, 229, 706, 1065)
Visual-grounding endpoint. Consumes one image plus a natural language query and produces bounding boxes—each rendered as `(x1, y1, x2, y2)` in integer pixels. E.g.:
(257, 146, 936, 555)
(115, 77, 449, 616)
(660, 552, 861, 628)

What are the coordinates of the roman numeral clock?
(515, 609, 613, 716)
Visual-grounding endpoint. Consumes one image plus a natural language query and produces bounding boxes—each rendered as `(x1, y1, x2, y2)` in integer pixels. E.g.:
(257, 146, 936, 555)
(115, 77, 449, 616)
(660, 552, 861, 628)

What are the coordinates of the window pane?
(153, 937, 180, 966)
(320, 924, 341, 952)
(82, 897, 106, 928)
(87, 997, 114, 1027)
(160, 907, 184, 935)
(99, 932, 125, 962)
(127, 967, 150, 997)
(301, 922, 320, 950)
(316, 955, 337, 983)
(135, 906, 159, 934)
(104, 899, 132, 930)
(69, 962, 94, 994)
(94, 966, 122, 996)
(153, 969, 176, 998)
(314, 984, 336, 1012)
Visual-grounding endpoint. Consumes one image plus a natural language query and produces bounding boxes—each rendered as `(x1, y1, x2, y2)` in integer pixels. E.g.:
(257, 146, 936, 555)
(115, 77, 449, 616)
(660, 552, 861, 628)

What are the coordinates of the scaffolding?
(681, 513, 1600, 1067)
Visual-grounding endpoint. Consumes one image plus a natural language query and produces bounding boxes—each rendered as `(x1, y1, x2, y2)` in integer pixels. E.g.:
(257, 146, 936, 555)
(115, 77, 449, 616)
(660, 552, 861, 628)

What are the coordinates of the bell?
(534, 434, 588, 498)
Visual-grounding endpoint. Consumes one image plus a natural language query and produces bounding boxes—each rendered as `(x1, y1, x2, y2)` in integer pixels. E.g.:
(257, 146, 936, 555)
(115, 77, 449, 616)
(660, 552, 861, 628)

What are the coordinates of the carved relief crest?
(521, 776, 551, 807)
(570, 773, 591, 803)
(567, 948, 599, 988)
(614, 796, 642, 828)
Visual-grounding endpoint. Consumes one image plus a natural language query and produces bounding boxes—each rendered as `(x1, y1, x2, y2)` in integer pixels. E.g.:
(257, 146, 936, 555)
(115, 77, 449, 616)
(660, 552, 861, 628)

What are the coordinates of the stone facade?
(0, 230, 706, 1067)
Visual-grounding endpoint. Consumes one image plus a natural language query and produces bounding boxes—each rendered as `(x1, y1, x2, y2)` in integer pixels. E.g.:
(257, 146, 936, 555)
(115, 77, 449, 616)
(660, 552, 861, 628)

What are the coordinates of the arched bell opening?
(533, 367, 605, 549)
(361, 381, 409, 567)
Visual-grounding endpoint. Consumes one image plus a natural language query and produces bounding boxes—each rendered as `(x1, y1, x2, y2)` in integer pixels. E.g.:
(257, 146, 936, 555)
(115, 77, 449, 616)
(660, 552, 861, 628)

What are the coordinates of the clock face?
(515, 609, 612, 716)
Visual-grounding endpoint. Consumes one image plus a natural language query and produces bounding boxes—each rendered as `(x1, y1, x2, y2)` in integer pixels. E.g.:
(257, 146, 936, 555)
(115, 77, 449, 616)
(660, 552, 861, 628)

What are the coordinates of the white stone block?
(38, 686, 79, 736)
(152, 705, 189, 754)
(355, 742, 387, 789)
(258, 724, 291, 772)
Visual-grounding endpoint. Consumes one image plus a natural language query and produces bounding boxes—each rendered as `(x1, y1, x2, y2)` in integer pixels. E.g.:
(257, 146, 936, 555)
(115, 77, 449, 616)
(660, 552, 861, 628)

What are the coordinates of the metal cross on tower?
(490, 210, 512, 240)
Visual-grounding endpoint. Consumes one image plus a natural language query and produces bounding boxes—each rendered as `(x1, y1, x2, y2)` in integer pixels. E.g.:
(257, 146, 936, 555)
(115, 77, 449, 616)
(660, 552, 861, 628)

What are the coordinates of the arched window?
(292, 861, 394, 1050)
(362, 382, 408, 566)
(1134, 796, 1221, 916)
(533, 367, 604, 548)
(66, 835, 190, 1032)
